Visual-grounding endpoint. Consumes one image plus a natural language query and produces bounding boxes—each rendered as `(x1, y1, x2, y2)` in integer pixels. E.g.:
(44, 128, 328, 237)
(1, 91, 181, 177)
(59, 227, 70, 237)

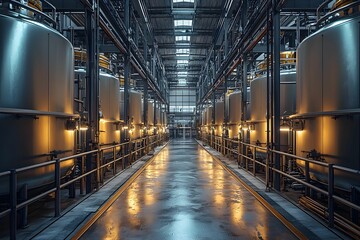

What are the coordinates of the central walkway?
(81, 139, 296, 239)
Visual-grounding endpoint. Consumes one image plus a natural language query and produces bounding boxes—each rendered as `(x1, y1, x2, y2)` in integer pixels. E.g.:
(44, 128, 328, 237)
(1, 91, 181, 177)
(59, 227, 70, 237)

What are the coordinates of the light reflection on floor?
(81, 140, 296, 240)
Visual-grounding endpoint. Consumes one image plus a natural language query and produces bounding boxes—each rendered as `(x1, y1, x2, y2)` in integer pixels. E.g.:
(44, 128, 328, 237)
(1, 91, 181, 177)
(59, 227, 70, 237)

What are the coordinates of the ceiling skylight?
(178, 71, 188, 76)
(176, 49, 190, 54)
(173, 0, 194, 3)
(174, 20, 193, 27)
(177, 60, 189, 64)
(175, 36, 190, 41)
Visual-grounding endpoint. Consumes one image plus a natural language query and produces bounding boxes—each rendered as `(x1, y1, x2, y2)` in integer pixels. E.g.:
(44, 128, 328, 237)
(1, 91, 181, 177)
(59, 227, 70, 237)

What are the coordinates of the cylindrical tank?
(119, 89, 143, 139)
(250, 70, 296, 151)
(0, 13, 74, 194)
(147, 100, 155, 135)
(201, 109, 206, 126)
(227, 90, 242, 139)
(155, 103, 161, 127)
(206, 106, 213, 126)
(295, 14, 360, 190)
(75, 69, 120, 145)
(215, 100, 224, 136)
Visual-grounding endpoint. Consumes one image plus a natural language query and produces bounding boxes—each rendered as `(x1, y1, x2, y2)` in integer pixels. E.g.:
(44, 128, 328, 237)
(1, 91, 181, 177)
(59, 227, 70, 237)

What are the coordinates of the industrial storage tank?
(295, 4, 360, 190)
(206, 106, 213, 127)
(215, 100, 224, 136)
(120, 89, 143, 139)
(226, 90, 242, 139)
(250, 69, 296, 152)
(201, 108, 207, 126)
(147, 100, 155, 135)
(155, 102, 161, 128)
(74, 53, 121, 146)
(0, 11, 74, 193)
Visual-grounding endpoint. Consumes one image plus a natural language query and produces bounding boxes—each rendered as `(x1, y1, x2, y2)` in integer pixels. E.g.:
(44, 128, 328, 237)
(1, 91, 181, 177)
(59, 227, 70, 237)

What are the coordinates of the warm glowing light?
(79, 126, 88, 131)
(280, 125, 290, 131)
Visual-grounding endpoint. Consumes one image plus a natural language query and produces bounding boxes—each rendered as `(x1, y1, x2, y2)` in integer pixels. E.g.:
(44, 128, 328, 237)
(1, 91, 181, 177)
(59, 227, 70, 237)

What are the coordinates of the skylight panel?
(176, 49, 190, 54)
(178, 71, 188, 76)
(174, 20, 193, 27)
(177, 60, 189, 64)
(175, 36, 190, 41)
(173, 0, 194, 3)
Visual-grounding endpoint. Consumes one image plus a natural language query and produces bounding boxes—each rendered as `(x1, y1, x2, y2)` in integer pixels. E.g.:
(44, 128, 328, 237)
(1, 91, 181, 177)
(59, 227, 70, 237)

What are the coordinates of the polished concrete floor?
(81, 139, 297, 240)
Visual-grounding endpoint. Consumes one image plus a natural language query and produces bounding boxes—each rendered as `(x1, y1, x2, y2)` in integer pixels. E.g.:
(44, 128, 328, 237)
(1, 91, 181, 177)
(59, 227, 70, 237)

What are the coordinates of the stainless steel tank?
(215, 100, 224, 136)
(119, 89, 143, 139)
(206, 106, 213, 126)
(75, 69, 120, 145)
(155, 103, 161, 127)
(226, 90, 242, 139)
(295, 15, 360, 190)
(99, 71, 121, 144)
(0, 13, 74, 194)
(201, 109, 206, 126)
(250, 70, 296, 151)
(147, 100, 155, 135)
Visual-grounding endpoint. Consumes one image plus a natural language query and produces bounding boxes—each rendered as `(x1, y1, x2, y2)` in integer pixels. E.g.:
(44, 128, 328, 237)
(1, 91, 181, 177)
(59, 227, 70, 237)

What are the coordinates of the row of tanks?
(0, 3, 167, 195)
(199, 1, 360, 191)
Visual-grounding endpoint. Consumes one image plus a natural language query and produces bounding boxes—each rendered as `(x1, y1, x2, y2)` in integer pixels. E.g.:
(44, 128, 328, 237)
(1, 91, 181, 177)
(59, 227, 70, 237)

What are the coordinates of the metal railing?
(199, 132, 360, 230)
(0, 133, 169, 239)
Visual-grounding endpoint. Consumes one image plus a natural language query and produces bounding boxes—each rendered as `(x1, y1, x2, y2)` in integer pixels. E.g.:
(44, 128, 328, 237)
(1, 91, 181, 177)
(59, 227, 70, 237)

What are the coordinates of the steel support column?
(85, 1, 99, 194)
(143, 81, 148, 133)
(266, 7, 271, 189)
(123, 0, 131, 167)
(272, 1, 281, 191)
(224, 76, 228, 138)
(154, 100, 158, 135)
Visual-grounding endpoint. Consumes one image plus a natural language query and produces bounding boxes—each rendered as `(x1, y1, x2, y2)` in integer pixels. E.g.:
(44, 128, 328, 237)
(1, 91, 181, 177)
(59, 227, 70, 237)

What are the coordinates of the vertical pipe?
(154, 100, 158, 135)
(224, 76, 228, 138)
(124, 0, 131, 167)
(224, 18, 229, 58)
(266, 7, 271, 189)
(143, 82, 148, 135)
(296, 15, 301, 47)
(85, 0, 99, 193)
(272, 1, 281, 191)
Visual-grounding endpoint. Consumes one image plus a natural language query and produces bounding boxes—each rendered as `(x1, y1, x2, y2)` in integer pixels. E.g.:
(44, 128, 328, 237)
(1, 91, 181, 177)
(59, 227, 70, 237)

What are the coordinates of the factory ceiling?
(144, 0, 234, 88)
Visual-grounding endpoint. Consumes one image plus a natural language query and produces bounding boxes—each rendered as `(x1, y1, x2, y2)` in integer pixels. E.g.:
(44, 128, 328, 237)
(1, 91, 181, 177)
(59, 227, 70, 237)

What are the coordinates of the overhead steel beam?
(281, 0, 325, 11)
(162, 54, 206, 59)
(148, 7, 221, 18)
(46, 0, 84, 11)
(158, 43, 210, 49)
(154, 28, 213, 36)
(198, 0, 271, 105)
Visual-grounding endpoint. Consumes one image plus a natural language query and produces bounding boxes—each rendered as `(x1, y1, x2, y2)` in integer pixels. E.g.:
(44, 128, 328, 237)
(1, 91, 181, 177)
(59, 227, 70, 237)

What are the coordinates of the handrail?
(199, 132, 360, 229)
(316, 1, 360, 28)
(2, 0, 57, 27)
(0, 133, 169, 239)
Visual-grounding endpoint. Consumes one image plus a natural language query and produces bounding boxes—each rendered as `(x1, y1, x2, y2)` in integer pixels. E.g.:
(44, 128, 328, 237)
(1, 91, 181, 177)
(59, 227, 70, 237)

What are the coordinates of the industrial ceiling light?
(66, 119, 77, 131)
(291, 119, 304, 131)
(280, 121, 291, 132)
